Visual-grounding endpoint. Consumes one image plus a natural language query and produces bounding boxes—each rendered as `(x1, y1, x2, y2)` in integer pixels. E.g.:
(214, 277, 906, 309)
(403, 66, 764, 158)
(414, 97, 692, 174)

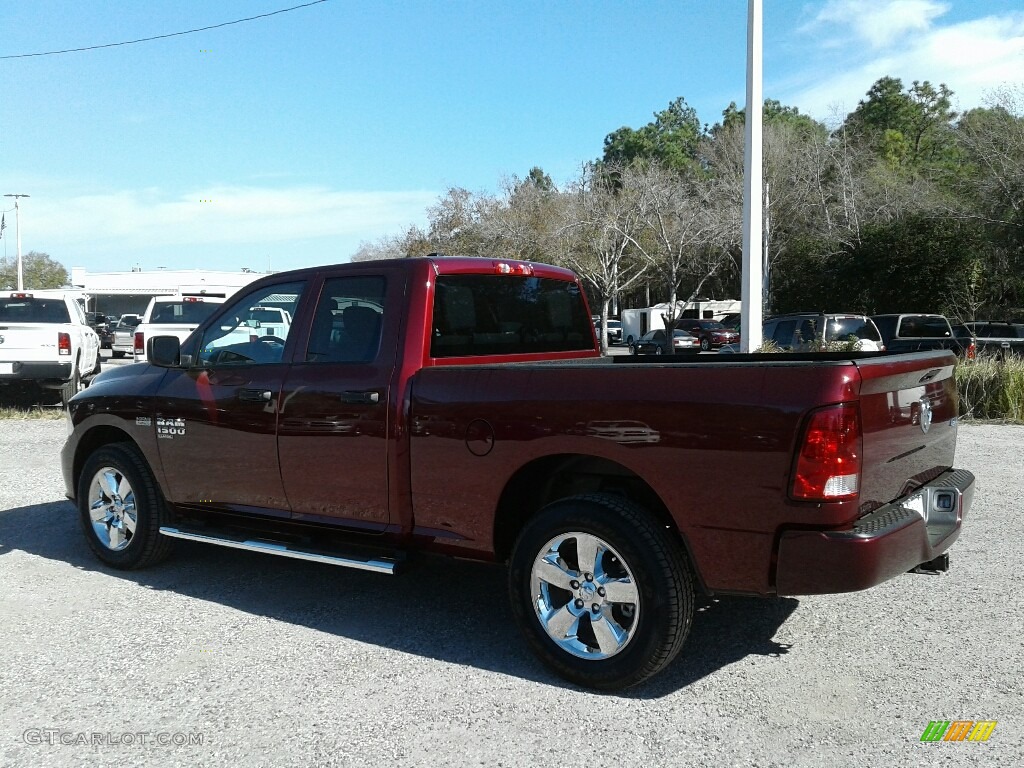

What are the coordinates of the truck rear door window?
(431, 275, 593, 357)
(305, 276, 386, 364)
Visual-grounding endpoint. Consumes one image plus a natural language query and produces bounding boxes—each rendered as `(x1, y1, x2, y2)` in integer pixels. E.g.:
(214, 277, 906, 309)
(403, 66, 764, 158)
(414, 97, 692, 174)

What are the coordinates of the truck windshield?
(150, 301, 221, 324)
(0, 297, 71, 323)
(431, 275, 594, 357)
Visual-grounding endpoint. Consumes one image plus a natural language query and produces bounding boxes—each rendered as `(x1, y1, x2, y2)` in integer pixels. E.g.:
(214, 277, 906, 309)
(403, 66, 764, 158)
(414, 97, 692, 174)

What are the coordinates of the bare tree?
(610, 162, 730, 329)
(482, 172, 567, 263)
(351, 225, 432, 262)
(558, 163, 649, 353)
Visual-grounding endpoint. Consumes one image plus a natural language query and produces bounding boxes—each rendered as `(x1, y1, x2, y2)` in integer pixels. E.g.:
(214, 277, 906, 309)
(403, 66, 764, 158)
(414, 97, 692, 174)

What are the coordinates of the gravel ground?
(0, 420, 1020, 768)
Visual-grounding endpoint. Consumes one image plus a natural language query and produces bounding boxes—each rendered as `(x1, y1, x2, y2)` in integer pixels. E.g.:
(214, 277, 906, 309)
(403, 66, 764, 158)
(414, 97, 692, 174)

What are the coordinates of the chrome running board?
(159, 526, 399, 574)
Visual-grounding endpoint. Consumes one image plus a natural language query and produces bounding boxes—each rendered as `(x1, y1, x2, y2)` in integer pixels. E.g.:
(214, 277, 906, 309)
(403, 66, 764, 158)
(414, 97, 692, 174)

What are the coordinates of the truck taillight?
(134, 331, 144, 354)
(791, 404, 862, 501)
(58, 332, 71, 356)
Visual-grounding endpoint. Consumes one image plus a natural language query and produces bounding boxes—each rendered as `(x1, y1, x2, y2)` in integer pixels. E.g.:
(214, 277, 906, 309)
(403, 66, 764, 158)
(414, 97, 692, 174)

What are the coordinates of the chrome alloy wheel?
(530, 532, 640, 660)
(87, 466, 138, 551)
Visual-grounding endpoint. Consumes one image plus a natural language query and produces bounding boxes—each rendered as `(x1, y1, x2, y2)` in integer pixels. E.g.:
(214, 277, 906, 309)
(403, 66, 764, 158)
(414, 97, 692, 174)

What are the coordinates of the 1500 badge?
(156, 417, 186, 439)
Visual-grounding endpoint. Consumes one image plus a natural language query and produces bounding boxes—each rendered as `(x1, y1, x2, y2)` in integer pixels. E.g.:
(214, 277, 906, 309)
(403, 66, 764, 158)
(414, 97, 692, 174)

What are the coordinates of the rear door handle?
(239, 389, 272, 402)
(341, 390, 380, 404)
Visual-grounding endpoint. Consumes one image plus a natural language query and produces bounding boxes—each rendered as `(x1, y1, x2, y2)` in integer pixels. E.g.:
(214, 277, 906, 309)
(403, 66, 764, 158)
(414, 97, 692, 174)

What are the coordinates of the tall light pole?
(740, 0, 763, 352)
(4, 194, 30, 291)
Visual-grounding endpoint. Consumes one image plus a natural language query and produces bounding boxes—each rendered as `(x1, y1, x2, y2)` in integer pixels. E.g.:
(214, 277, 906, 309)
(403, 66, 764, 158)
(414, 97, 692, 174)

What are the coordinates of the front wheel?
(77, 444, 175, 569)
(508, 494, 694, 690)
(700, 337, 711, 352)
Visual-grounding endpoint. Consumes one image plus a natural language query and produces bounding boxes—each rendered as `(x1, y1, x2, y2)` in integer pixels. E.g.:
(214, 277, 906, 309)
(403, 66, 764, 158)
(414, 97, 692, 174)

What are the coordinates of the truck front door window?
(198, 281, 305, 366)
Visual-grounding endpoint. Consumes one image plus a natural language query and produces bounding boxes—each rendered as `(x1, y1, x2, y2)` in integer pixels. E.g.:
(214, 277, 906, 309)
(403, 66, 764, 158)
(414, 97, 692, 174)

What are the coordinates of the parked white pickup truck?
(133, 295, 226, 362)
(0, 291, 101, 405)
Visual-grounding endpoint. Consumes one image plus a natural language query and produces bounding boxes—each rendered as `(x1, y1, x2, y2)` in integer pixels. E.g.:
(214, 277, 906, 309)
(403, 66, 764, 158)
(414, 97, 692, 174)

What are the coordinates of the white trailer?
(621, 300, 740, 346)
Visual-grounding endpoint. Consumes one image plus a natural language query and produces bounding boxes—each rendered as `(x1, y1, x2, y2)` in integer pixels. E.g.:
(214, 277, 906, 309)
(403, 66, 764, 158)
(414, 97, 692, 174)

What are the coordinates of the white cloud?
(19, 185, 436, 269)
(811, 0, 949, 49)
(782, 4, 1024, 121)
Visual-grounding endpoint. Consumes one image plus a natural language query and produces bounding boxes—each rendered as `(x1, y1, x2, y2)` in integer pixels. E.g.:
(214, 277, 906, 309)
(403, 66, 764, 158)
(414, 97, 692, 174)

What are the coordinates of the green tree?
(0, 251, 69, 289)
(718, 99, 826, 139)
(602, 97, 703, 172)
(953, 89, 1024, 314)
(845, 77, 957, 171)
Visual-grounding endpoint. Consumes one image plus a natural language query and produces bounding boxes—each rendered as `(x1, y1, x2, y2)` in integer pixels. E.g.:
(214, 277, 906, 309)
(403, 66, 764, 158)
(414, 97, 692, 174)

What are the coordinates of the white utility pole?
(740, 0, 763, 352)
(3, 194, 30, 291)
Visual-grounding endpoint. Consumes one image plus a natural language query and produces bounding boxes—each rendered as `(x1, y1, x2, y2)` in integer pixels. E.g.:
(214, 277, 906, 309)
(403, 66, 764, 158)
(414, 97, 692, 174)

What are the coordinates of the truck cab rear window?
(150, 301, 221, 324)
(431, 275, 593, 358)
(0, 298, 70, 323)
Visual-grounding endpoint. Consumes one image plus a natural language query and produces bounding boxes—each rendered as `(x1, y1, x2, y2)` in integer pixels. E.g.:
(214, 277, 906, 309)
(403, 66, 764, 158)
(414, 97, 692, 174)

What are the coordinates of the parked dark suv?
(871, 314, 974, 358)
(964, 321, 1024, 359)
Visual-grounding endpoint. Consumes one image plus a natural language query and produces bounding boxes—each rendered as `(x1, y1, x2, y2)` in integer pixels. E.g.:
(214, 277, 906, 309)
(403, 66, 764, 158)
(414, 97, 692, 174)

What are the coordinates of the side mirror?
(149, 335, 182, 367)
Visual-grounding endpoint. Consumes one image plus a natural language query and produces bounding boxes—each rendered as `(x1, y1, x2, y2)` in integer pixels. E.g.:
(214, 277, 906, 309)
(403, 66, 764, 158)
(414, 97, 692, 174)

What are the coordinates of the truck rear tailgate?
(854, 351, 960, 510)
(775, 350, 974, 595)
(0, 325, 65, 362)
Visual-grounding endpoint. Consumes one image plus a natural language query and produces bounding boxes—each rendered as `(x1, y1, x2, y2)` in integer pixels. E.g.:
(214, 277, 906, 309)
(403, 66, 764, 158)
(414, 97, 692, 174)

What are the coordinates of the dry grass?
(956, 352, 1024, 423)
(0, 403, 66, 420)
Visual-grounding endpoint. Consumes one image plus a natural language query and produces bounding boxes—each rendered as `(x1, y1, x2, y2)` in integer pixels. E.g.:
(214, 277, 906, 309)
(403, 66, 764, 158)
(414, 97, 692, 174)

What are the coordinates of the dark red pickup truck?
(62, 256, 975, 689)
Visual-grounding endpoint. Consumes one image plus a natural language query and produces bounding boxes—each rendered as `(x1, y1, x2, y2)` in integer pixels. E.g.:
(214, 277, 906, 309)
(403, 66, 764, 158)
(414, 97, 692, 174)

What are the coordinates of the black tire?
(77, 443, 175, 569)
(700, 337, 711, 352)
(655, 346, 663, 355)
(629, 344, 637, 355)
(508, 494, 694, 690)
(60, 364, 82, 407)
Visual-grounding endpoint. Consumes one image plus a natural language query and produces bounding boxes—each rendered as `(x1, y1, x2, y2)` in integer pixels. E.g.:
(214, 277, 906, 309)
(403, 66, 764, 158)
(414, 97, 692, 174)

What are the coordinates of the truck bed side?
(407, 352, 962, 596)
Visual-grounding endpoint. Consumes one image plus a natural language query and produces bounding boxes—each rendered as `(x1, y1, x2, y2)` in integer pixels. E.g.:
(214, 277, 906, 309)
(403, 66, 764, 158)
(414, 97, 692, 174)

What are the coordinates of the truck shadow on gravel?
(1, 500, 798, 698)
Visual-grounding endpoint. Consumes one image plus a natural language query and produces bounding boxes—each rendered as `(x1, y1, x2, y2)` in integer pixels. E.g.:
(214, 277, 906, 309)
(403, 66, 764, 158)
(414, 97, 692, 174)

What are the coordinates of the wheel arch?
(71, 425, 140, 499)
(492, 453, 698, 581)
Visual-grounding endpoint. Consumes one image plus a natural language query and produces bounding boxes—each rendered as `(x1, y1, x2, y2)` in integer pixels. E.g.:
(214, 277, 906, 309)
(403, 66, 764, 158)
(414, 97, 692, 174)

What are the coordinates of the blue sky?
(2, 0, 1023, 275)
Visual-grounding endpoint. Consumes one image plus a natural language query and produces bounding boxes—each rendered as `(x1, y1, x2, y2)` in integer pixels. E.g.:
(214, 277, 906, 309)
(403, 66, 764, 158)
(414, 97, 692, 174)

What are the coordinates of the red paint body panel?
(60, 257, 974, 599)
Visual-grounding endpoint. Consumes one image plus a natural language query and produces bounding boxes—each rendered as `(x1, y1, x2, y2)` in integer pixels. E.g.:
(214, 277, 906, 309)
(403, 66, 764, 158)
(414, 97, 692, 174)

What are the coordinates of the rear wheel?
(60, 364, 82, 407)
(700, 337, 711, 352)
(508, 494, 694, 690)
(77, 444, 175, 569)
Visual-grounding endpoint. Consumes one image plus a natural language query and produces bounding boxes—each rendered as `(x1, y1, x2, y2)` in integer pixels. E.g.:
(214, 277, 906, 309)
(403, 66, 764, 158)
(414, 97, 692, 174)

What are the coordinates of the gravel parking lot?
(1, 419, 1020, 768)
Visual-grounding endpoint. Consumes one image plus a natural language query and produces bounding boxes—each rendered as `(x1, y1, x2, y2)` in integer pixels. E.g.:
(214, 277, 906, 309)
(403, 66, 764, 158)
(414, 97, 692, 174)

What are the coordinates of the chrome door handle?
(239, 389, 272, 402)
(341, 390, 379, 404)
